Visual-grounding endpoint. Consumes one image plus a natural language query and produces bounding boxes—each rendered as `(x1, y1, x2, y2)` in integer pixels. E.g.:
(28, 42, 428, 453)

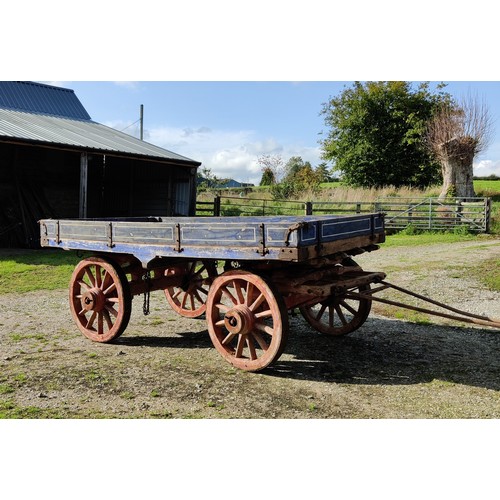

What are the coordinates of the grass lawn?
(0, 249, 82, 294)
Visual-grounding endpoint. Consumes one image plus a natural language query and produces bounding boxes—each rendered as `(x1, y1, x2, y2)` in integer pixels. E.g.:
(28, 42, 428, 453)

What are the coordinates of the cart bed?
(39, 214, 385, 265)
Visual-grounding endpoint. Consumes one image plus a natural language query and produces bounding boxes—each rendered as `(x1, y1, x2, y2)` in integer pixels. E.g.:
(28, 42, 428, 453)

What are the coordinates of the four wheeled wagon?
(39, 213, 500, 372)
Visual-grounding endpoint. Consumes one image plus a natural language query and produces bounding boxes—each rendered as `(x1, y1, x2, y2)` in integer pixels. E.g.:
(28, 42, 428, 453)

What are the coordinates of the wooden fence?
(196, 196, 492, 233)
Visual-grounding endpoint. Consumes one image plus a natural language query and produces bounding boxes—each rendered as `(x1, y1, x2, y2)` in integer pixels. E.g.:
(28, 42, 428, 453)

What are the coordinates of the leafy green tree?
(259, 167, 276, 186)
(268, 156, 322, 199)
(320, 81, 450, 188)
(283, 156, 310, 183)
(315, 162, 333, 183)
(197, 166, 220, 191)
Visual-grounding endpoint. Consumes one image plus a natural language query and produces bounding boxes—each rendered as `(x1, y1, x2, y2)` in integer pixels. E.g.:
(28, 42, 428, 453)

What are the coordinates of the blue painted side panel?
(40, 214, 385, 265)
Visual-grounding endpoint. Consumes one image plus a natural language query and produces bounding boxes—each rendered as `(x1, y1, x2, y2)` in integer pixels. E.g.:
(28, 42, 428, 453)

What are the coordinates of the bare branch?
(427, 94, 493, 161)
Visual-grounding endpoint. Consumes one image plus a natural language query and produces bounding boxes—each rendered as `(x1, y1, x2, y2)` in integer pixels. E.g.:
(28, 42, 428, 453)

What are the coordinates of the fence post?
(305, 201, 313, 216)
(213, 196, 221, 216)
(485, 197, 492, 233)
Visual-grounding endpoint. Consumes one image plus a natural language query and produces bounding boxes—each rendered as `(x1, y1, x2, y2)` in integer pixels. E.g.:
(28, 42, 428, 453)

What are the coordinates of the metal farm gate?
(197, 196, 492, 234)
(374, 197, 491, 233)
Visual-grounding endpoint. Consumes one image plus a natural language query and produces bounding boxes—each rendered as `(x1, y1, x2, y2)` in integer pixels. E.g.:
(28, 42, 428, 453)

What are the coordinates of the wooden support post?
(79, 152, 88, 219)
(214, 195, 221, 216)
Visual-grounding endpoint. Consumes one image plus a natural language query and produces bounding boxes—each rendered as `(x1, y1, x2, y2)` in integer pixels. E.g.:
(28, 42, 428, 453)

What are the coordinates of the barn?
(0, 81, 201, 248)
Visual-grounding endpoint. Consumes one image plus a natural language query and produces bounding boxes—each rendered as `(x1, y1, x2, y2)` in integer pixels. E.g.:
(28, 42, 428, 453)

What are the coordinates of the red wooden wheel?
(163, 260, 217, 318)
(69, 257, 132, 342)
(299, 284, 371, 336)
(206, 270, 289, 372)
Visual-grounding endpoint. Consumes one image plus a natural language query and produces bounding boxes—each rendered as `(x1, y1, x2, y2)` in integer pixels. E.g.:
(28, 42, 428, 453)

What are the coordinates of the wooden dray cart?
(39, 214, 500, 372)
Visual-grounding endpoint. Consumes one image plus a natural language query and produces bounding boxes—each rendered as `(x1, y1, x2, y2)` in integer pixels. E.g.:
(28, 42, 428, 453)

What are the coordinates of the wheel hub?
(224, 305, 255, 335)
(81, 288, 105, 312)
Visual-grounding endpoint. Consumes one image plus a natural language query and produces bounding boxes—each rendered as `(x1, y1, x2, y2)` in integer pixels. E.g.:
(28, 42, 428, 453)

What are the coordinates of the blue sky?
(54, 81, 500, 185)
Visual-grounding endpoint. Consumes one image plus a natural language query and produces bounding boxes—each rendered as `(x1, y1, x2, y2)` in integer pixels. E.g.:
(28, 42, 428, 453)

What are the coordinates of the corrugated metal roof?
(0, 81, 91, 121)
(0, 108, 200, 165)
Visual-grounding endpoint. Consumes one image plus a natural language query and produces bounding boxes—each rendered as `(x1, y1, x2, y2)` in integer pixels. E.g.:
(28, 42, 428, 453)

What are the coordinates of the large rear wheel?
(206, 270, 289, 372)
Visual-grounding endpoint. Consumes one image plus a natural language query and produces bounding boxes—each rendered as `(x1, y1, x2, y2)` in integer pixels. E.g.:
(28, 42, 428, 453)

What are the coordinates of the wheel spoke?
(329, 305, 334, 326)
(250, 330, 269, 351)
(234, 280, 245, 304)
(103, 282, 116, 295)
(246, 281, 254, 301)
(189, 293, 195, 311)
(193, 264, 206, 278)
(215, 302, 230, 313)
(105, 304, 118, 318)
(77, 279, 90, 291)
(103, 309, 113, 330)
(85, 267, 96, 287)
(339, 299, 357, 316)
(255, 308, 273, 320)
(95, 266, 102, 288)
(221, 285, 238, 306)
(246, 336, 257, 360)
(172, 288, 182, 300)
(193, 289, 204, 304)
(97, 312, 104, 334)
(181, 292, 188, 308)
(235, 335, 245, 358)
(316, 303, 327, 321)
(86, 311, 97, 329)
(100, 270, 111, 290)
(222, 332, 237, 345)
(255, 321, 274, 336)
(334, 304, 348, 325)
(249, 292, 266, 312)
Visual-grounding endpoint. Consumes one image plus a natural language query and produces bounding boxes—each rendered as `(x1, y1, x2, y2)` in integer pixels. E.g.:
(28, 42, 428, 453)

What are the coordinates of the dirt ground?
(1, 237, 500, 419)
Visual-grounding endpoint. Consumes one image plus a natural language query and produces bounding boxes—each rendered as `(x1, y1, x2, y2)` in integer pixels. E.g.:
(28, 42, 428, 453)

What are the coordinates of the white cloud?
(103, 120, 323, 184)
(110, 122, 319, 184)
(474, 159, 500, 177)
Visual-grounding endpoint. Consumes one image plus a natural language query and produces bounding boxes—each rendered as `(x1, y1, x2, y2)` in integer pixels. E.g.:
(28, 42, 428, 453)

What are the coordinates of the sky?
(51, 80, 500, 185)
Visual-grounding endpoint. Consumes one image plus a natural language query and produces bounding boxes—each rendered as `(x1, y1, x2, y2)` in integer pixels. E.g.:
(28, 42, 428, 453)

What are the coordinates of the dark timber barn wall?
(0, 82, 201, 248)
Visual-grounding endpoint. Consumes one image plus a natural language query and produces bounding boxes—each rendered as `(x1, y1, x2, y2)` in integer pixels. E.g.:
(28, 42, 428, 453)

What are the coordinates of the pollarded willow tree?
(426, 95, 492, 199)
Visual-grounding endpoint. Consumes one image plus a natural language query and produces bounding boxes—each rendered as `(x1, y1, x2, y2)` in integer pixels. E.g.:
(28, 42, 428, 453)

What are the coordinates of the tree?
(259, 167, 276, 186)
(266, 156, 322, 199)
(283, 156, 310, 183)
(197, 166, 220, 191)
(320, 81, 450, 188)
(315, 162, 333, 183)
(426, 95, 492, 199)
(257, 155, 285, 184)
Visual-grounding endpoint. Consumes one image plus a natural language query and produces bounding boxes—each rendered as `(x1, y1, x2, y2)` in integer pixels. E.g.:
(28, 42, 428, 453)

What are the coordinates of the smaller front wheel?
(69, 257, 132, 342)
(299, 284, 371, 336)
